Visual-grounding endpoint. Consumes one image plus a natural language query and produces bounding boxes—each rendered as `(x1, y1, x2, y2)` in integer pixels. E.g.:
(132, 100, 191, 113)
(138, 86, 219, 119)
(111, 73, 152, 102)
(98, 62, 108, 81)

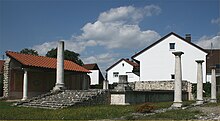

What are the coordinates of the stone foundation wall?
(3, 58, 10, 98)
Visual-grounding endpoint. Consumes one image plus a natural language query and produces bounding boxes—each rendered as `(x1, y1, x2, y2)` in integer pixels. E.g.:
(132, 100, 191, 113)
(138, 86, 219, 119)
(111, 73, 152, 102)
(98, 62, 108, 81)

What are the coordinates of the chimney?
(185, 34, 191, 42)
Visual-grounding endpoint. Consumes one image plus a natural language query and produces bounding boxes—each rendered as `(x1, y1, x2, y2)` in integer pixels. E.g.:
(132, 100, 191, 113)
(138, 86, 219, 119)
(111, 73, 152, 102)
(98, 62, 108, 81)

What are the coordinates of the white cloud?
(196, 34, 220, 49)
(33, 5, 161, 56)
(77, 21, 161, 49)
(33, 40, 96, 55)
(211, 17, 220, 25)
(98, 5, 161, 24)
(82, 53, 119, 73)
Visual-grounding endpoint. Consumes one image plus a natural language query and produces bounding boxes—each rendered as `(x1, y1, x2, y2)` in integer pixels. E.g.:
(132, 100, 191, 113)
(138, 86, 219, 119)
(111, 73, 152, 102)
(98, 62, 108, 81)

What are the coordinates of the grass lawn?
(0, 100, 199, 120)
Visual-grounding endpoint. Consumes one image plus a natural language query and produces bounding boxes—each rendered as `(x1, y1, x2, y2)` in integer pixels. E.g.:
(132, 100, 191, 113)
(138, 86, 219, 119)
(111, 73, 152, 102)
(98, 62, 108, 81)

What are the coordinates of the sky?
(0, 0, 219, 74)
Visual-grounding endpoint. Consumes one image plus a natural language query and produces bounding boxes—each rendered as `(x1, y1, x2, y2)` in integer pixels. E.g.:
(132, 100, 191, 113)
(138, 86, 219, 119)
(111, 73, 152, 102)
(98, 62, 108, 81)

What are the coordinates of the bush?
(135, 103, 156, 113)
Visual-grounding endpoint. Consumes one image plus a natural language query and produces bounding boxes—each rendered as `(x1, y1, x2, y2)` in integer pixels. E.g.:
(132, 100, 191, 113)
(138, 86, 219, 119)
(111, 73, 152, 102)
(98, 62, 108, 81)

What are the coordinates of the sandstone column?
(210, 66, 217, 103)
(196, 60, 204, 105)
(22, 69, 28, 100)
(172, 51, 184, 108)
(53, 41, 65, 90)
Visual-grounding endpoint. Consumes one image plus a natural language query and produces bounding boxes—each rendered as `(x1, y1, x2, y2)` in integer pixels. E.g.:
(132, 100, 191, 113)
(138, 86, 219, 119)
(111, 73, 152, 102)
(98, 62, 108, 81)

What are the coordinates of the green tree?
(46, 48, 84, 66)
(20, 48, 38, 55)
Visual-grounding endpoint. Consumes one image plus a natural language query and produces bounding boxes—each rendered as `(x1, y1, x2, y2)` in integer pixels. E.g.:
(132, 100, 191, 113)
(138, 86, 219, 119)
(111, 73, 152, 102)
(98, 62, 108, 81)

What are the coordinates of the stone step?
(16, 89, 107, 109)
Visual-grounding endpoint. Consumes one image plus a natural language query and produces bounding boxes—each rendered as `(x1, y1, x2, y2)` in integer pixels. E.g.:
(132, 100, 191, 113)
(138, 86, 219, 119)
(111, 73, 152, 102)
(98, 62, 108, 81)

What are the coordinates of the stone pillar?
(103, 80, 107, 90)
(196, 60, 204, 105)
(172, 51, 184, 108)
(210, 66, 217, 103)
(103, 80, 109, 90)
(22, 69, 28, 100)
(53, 41, 65, 91)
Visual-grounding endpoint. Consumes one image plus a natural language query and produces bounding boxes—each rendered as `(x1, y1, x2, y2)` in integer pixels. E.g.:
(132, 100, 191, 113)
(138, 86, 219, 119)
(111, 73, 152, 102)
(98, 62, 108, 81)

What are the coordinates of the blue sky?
(0, 0, 219, 73)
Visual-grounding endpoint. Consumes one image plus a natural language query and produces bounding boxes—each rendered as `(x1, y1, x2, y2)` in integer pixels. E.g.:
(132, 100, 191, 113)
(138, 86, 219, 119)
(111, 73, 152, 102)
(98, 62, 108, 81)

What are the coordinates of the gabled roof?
(6, 51, 90, 73)
(83, 63, 99, 70)
(106, 58, 139, 71)
(0, 60, 4, 74)
(132, 32, 208, 59)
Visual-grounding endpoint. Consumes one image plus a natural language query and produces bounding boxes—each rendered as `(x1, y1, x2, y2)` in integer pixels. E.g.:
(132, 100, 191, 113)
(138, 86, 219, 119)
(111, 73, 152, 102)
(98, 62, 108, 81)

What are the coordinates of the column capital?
(172, 51, 184, 56)
(210, 66, 216, 69)
(195, 60, 204, 63)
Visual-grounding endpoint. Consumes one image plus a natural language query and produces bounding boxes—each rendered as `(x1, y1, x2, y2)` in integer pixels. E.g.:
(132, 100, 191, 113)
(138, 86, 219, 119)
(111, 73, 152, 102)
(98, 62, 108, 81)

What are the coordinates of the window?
(171, 74, 175, 79)
(169, 43, 175, 50)
(122, 63, 124, 67)
(113, 72, 119, 78)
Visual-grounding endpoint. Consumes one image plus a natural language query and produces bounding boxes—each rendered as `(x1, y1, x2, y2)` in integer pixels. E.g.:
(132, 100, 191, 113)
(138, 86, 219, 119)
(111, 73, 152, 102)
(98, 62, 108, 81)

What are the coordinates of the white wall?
(135, 35, 207, 83)
(88, 70, 99, 85)
(107, 60, 140, 84)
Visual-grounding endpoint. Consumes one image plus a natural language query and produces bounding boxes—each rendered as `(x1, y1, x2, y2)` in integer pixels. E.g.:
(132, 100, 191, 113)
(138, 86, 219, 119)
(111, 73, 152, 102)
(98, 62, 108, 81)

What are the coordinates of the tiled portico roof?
(6, 51, 90, 73)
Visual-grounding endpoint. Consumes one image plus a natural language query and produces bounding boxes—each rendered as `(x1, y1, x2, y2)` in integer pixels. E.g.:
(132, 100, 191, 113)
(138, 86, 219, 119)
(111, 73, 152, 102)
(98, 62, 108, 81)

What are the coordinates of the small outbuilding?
(83, 63, 104, 85)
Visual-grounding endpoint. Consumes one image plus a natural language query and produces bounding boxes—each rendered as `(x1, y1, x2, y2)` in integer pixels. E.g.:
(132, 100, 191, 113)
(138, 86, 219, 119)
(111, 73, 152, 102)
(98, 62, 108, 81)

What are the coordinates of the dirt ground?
(191, 105, 220, 120)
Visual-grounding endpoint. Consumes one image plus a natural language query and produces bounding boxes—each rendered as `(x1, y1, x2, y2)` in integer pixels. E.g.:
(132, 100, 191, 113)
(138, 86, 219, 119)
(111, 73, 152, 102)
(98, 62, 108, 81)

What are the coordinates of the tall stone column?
(196, 60, 204, 105)
(53, 41, 65, 91)
(172, 51, 184, 108)
(210, 66, 217, 103)
(22, 69, 28, 100)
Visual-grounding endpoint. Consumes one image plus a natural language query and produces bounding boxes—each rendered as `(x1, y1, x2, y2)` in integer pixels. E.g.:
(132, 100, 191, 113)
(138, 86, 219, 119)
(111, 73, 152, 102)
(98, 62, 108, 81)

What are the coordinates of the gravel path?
(191, 105, 220, 120)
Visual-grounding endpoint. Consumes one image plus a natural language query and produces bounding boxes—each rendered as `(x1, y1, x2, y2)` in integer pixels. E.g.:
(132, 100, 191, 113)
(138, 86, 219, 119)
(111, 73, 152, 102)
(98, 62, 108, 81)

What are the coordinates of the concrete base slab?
(196, 100, 204, 105)
(210, 99, 217, 103)
(53, 84, 66, 91)
(171, 102, 182, 108)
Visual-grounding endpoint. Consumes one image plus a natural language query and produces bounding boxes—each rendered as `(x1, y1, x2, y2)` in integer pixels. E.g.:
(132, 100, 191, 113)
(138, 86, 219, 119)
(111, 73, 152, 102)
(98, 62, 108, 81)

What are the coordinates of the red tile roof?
(6, 51, 90, 73)
(106, 58, 139, 71)
(0, 60, 4, 74)
(83, 63, 98, 70)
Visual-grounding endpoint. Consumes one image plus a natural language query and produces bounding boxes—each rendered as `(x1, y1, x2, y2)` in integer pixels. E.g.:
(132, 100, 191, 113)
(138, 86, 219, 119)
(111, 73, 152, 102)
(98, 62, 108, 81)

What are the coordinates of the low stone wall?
(134, 80, 191, 91)
(130, 80, 193, 100)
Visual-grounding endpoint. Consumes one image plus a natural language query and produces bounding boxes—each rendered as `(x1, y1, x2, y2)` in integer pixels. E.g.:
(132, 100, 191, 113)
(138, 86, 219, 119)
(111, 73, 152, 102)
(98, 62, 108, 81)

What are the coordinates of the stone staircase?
(14, 89, 109, 109)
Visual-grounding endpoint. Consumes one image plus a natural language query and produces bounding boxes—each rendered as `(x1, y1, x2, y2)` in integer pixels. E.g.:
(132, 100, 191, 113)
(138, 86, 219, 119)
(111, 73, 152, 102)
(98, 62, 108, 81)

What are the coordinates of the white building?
(132, 32, 208, 83)
(83, 63, 104, 85)
(106, 58, 140, 84)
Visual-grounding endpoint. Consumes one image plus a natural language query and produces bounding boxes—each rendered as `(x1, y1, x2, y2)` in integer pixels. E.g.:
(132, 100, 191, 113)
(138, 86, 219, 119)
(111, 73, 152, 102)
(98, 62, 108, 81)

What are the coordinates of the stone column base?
(53, 84, 66, 91)
(196, 100, 204, 105)
(21, 97, 28, 101)
(210, 99, 217, 103)
(171, 102, 182, 108)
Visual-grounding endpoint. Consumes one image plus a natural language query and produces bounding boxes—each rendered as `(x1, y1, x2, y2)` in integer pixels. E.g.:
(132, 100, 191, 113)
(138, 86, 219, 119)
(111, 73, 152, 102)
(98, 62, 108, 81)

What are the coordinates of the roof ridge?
(6, 51, 57, 60)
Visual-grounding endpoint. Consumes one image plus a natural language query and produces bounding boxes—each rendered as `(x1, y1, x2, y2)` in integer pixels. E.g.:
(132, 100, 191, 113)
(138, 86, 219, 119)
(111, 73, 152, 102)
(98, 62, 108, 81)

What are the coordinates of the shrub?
(135, 103, 156, 113)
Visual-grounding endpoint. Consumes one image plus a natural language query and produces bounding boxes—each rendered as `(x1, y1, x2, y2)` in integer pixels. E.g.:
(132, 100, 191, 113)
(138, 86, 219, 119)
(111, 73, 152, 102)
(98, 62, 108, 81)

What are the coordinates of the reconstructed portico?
(3, 46, 90, 100)
(172, 51, 184, 108)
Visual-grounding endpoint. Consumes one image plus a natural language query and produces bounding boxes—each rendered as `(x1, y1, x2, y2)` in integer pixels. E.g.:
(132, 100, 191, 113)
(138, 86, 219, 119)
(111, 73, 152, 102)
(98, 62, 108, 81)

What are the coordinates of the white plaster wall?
(107, 60, 140, 84)
(135, 35, 207, 83)
(88, 70, 99, 85)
